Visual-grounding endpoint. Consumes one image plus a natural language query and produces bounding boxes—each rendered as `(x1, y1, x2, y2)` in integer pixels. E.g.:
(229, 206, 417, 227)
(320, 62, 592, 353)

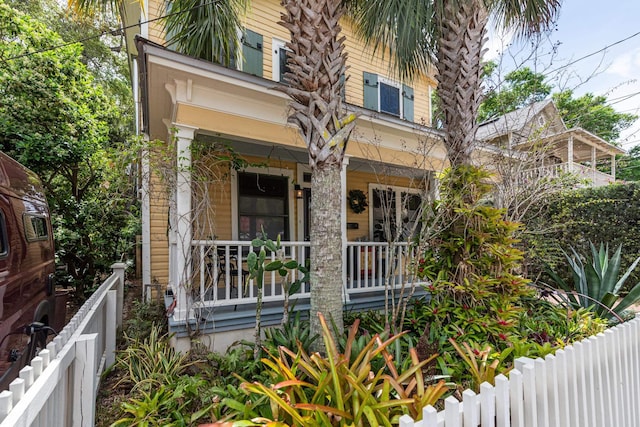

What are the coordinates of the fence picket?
(495, 374, 510, 427)
(533, 358, 548, 427)
(0, 264, 125, 427)
(444, 396, 462, 427)
(462, 389, 478, 427)
(509, 369, 524, 427)
(543, 354, 560, 427)
(479, 382, 495, 427)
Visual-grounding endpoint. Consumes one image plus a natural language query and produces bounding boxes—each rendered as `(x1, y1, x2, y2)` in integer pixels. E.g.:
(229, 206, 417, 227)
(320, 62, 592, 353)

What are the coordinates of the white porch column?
(612, 154, 617, 180)
(591, 146, 597, 182)
(567, 135, 574, 172)
(172, 123, 197, 321)
(341, 156, 350, 303)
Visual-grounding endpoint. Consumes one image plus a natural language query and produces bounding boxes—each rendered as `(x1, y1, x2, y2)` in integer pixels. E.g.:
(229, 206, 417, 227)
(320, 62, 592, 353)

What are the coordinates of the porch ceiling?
(517, 127, 625, 162)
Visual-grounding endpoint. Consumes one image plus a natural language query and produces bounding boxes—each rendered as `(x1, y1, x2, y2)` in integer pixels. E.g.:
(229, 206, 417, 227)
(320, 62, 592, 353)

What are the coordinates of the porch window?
(238, 172, 289, 241)
(371, 186, 422, 242)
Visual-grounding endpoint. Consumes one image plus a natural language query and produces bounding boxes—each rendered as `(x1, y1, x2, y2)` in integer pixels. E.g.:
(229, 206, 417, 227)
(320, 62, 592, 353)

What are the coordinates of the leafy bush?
(523, 182, 640, 290)
(240, 313, 448, 426)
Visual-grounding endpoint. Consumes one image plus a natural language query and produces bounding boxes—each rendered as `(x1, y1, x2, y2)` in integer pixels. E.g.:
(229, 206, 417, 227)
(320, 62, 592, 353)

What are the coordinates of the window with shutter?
(362, 72, 414, 121)
(241, 29, 263, 77)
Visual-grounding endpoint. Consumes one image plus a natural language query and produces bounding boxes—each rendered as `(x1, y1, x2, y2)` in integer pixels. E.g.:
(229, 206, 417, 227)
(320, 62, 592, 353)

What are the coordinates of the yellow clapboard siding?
(146, 0, 435, 125)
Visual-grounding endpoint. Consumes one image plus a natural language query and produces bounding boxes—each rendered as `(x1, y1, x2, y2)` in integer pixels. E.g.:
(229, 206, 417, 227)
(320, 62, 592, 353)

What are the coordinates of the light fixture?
(294, 184, 304, 199)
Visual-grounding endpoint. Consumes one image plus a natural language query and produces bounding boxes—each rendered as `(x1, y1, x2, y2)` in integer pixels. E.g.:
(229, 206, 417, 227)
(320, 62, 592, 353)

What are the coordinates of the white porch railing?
(0, 263, 125, 427)
(400, 316, 640, 427)
(190, 240, 424, 307)
(522, 163, 615, 187)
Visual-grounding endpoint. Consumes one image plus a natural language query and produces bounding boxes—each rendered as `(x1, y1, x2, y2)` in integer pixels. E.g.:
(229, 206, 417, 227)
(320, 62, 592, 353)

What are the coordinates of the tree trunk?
(435, 0, 488, 166)
(309, 163, 344, 347)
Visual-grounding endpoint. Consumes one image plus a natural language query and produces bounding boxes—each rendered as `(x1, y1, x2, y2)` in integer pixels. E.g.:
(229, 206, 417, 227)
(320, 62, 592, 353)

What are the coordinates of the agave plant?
(545, 242, 640, 323)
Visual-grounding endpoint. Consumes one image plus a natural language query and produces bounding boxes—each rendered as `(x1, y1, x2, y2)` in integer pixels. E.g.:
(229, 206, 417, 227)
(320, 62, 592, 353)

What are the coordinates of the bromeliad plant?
(240, 313, 448, 426)
(545, 241, 640, 323)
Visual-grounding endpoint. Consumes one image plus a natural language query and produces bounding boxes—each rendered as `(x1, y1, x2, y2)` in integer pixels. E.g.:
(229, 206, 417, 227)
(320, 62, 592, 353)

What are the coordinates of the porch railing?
(190, 240, 425, 307)
(522, 163, 615, 187)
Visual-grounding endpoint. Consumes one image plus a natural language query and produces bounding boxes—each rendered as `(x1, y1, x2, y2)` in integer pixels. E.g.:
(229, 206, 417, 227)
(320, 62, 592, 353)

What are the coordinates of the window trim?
(272, 38, 290, 83)
(231, 166, 295, 241)
(368, 184, 422, 241)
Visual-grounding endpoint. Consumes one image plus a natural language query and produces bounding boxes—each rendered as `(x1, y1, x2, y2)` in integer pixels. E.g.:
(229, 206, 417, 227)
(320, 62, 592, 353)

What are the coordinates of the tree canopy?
(479, 61, 637, 144)
(0, 0, 138, 296)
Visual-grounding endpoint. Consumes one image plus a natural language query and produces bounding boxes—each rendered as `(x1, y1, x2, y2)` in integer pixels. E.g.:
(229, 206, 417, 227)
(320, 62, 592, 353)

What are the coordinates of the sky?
(485, 0, 640, 151)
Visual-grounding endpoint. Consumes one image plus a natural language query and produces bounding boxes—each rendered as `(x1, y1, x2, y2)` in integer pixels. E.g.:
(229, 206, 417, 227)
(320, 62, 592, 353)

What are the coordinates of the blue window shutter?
(402, 84, 414, 121)
(363, 72, 378, 111)
(242, 29, 263, 77)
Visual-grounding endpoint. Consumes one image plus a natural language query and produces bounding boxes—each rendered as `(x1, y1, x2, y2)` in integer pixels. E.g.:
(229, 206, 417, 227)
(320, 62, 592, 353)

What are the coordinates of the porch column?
(612, 154, 617, 180)
(591, 146, 597, 182)
(342, 156, 350, 303)
(567, 135, 574, 172)
(172, 123, 198, 321)
(141, 135, 152, 302)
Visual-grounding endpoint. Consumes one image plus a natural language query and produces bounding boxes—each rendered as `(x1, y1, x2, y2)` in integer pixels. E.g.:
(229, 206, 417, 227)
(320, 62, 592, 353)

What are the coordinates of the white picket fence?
(0, 263, 126, 427)
(400, 316, 640, 427)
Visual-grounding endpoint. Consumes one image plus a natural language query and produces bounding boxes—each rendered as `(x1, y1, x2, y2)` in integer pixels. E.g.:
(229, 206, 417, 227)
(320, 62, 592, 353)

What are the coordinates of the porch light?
(294, 185, 304, 199)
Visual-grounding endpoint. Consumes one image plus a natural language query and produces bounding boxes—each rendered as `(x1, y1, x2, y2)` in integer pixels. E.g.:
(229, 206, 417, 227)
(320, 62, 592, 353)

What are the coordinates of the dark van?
(0, 152, 58, 390)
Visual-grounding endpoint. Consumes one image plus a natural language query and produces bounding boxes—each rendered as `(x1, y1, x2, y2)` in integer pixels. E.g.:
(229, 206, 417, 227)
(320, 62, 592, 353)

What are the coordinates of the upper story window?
(241, 29, 263, 77)
(272, 39, 291, 84)
(363, 72, 414, 121)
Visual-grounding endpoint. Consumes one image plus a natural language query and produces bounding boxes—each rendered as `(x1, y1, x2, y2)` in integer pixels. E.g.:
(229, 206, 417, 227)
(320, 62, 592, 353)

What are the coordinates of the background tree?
(349, 0, 562, 167)
(0, 1, 138, 296)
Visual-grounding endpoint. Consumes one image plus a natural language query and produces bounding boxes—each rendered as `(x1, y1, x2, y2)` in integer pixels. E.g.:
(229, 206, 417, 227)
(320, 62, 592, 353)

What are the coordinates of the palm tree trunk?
(309, 163, 344, 343)
(435, 0, 488, 166)
(280, 0, 355, 347)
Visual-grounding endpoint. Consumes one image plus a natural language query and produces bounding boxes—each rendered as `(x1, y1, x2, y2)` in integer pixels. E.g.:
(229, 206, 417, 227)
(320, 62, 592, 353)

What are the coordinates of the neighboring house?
(121, 0, 490, 351)
(477, 100, 625, 186)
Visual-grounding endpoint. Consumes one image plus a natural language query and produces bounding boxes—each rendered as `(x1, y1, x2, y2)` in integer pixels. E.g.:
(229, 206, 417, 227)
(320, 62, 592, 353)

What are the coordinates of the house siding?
(145, 0, 436, 125)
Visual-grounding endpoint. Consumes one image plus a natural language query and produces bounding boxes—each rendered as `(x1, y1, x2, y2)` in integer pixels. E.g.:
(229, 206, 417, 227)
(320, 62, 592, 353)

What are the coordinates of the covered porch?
(519, 128, 625, 187)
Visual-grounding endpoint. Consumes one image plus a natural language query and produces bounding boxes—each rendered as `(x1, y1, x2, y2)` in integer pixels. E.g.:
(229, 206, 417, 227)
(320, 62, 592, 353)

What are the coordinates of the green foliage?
(123, 300, 167, 342)
(448, 340, 512, 393)
(115, 325, 196, 391)
(0, 2, 138, 297)
(111, 380, 213, 427)
(479, 64, 552, 122)
(240, 314, 448, 426)
(523, 182, 640, 290)
(616, 145, 640, 182)
(545, 242, 640, 323)
(162, 0, 248, 65)
(263, 312, 318, 356)
(553, 90, 637, 143)
(415, 165, 534, 349)
(478, 62, 637, 143)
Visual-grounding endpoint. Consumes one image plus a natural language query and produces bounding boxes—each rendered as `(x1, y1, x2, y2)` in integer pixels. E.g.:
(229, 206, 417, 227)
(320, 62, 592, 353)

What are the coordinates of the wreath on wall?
(348, 189, 368, 214)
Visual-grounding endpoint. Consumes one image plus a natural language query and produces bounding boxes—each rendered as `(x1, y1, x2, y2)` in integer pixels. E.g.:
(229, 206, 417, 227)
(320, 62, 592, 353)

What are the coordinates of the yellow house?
(122, 0, 455, 351)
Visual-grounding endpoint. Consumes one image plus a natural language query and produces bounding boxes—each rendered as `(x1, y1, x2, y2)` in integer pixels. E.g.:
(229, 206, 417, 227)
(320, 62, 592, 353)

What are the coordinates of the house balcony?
(522, 163, 617, 187)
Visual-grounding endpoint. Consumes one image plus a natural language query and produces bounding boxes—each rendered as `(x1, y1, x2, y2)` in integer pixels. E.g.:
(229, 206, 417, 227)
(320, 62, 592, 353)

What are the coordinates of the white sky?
(486, 0, 640, 151)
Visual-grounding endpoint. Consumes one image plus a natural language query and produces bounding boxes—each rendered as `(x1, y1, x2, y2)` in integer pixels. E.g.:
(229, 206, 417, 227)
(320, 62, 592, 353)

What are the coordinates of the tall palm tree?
(68, 0, 246, 66)
(279, 0, 356, 342)
(348, 0, 562, 166)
